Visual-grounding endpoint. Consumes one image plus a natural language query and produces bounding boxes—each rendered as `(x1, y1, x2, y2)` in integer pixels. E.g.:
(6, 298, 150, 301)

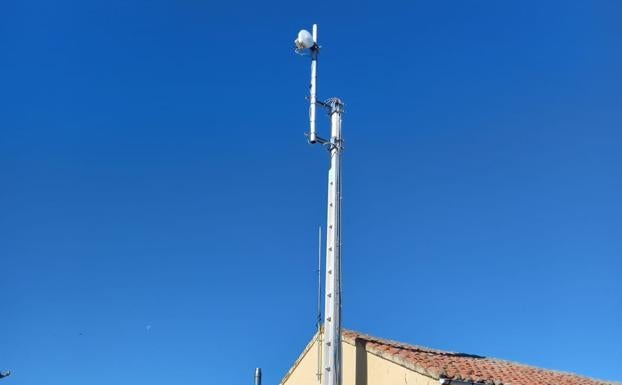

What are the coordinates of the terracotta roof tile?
(342, 330, 618, 385)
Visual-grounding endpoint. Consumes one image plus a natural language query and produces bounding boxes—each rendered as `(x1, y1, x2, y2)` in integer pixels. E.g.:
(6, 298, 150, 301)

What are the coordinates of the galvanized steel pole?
(308, 24, 318, 144)
(295, 24, 344, 385)
(322, 98, 344, 385)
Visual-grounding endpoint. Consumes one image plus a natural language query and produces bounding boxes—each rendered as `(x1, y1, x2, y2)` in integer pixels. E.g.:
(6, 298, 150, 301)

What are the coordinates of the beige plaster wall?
(281, 336, 437, 385)
(281, 337, 322, 385)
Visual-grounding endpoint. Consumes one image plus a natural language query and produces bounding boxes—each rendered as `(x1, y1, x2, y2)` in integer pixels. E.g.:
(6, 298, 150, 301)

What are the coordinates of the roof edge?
(342, 331, 444, 381)
(342, 329, 621, 385)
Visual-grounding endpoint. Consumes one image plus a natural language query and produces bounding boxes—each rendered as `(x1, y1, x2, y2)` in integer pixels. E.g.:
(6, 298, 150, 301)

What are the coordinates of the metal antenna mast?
(316, 225, 323, 383)
(295, 24, 344, 385)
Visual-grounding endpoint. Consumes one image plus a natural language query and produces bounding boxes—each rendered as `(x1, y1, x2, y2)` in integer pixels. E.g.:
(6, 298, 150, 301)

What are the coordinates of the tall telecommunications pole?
(295, 25, 344, 385)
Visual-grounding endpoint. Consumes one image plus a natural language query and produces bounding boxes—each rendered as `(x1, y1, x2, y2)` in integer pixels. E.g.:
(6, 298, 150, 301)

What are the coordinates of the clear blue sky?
(1, 1, 621, 384)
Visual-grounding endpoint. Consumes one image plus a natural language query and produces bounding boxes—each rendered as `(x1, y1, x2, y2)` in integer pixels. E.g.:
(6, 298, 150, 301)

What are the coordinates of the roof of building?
(343, 330, 618, 385)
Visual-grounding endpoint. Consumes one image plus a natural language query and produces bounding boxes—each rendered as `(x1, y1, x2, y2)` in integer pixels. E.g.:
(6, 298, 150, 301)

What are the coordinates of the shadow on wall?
(355, 338, 368, 385)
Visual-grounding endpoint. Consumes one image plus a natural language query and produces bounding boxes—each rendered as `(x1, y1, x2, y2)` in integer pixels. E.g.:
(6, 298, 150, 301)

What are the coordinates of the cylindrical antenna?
(255, 368, 262, 385)
(308, 24, 319, 143)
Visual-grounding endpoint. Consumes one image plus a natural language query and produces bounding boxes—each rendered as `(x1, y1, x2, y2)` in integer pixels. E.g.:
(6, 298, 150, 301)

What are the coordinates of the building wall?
(281, 336, 437, 385)
(281, 336, 323, 385)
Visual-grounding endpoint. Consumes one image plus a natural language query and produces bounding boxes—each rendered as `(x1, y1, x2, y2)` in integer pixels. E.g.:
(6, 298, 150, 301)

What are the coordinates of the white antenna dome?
(295, 29, 315, 49)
